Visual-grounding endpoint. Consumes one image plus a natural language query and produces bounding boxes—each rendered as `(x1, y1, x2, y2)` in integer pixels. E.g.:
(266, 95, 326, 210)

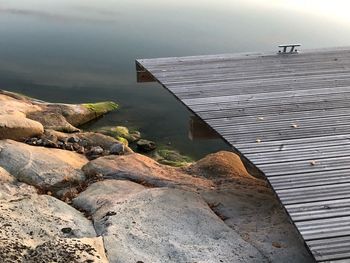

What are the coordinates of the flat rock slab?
(0, 140, 88, 195)
(73, 179, 146, 215)
(201, 188, 314, 263)
(0, 188, 108, 262)
(83, 186, 267, 263)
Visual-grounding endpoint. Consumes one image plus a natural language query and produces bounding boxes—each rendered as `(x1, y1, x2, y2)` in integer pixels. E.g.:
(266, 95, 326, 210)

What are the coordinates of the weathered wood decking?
(136, 47, 350, 262)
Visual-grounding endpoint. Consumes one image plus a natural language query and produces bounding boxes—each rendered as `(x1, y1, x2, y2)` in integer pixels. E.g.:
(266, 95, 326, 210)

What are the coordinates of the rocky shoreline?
(0, 90, 313, 262)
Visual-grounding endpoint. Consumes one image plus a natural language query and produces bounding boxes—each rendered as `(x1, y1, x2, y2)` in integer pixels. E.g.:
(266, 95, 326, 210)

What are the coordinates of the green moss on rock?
(82, 102, 118, 114)
(116, 136, 129, 146)
(97, 126, 141, 143)
(154, 148, 193, 167)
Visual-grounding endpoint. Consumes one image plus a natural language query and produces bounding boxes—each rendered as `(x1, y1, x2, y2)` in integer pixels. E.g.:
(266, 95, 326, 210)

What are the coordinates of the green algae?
(82, 102, 118, 114)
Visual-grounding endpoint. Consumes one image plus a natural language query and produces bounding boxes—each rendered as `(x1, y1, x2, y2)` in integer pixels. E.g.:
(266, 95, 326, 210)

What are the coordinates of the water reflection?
(1, 0, 350, 158)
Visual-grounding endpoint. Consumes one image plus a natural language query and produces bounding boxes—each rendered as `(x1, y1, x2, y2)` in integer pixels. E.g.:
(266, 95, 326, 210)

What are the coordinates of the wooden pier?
(136, 47, 350, 262)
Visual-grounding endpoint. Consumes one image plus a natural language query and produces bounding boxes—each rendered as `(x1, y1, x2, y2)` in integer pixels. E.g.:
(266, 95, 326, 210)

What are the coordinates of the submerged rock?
(153, 148, 193, 167)
(136, 139, 156, 152)
(81, 102, 118, 118)
(97, 126, 141, 143)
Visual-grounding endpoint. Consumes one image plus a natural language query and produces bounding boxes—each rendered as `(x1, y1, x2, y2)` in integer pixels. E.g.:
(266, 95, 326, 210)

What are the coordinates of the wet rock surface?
(97, 126, 141, 143)
(153, 148, 193, 167)
(136, 139, 156, 152)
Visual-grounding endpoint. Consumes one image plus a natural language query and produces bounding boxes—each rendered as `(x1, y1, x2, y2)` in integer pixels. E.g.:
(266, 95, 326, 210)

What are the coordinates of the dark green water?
(1, 0, 350, 159)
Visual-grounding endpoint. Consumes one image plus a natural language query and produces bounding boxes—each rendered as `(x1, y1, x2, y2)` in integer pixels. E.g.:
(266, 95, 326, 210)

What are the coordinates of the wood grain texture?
(136, 47, 350, 262)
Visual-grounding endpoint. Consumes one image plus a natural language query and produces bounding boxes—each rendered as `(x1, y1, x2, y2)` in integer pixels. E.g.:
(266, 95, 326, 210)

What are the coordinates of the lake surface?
(1, 0, 350, 159)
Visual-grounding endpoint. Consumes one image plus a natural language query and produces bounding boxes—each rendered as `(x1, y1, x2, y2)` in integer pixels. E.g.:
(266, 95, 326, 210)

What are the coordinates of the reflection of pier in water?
(188, 116, 219, 140)
(136, 46, 350, 262)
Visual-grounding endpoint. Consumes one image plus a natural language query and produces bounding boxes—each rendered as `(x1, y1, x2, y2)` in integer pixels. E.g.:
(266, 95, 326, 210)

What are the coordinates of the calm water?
(1, 0, 350, 159)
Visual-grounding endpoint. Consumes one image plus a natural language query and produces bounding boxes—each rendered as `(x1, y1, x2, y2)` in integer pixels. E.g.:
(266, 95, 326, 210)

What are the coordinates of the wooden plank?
(137, 47, 350, 262)
(296, 216, 350, 240)
(245, 144, 350, 165)
(286, 198, 350, 221)
(269, 169, 350, 190)
(137, 47, 350, 69)
(258, 155, 350, 177)
(276, 183, 350, 205)
(197, 102, 350, 120)
(147, 55, 350, 74)
(183, 86, 350, 107)
(236, 134, 350, 153)
(207, 108, 350, 129)
(308, 236, 350, 261)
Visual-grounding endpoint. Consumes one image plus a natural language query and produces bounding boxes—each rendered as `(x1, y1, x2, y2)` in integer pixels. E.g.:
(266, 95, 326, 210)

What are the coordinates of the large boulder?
(0, 90, 118, 136)
(73, 180, 145, 216)
(82, 153, 213, 189)
(75, 185, 266, 263)
(0, 114, 44, 141)
(186, 151, 256, 181)
(28, 102, 118, 132)
(0, 189, 108, 262)
(26, 111, 80, 133)
(0, 140, 88, 195)
(0, 90, 41, 115)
